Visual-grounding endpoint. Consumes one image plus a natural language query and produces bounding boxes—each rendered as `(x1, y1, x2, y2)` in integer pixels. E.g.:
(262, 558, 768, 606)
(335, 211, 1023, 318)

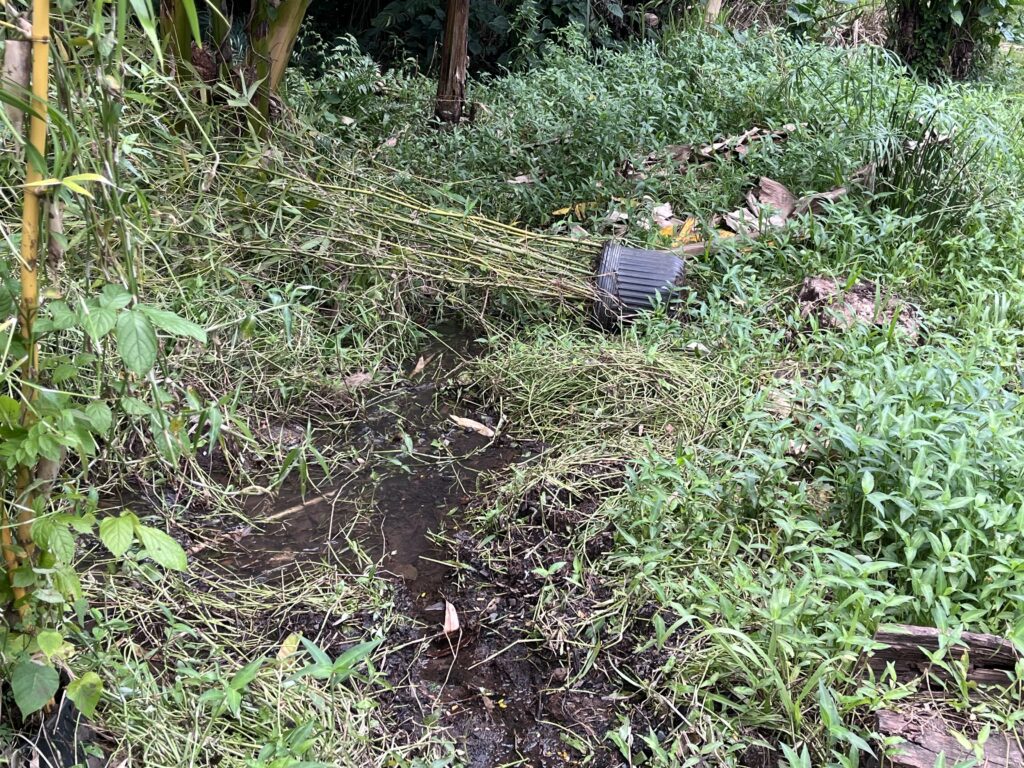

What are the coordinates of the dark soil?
(198, 327, 628, 766)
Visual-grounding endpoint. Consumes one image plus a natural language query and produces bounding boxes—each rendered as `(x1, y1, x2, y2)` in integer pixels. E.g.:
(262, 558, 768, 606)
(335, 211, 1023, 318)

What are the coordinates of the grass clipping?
(472, 326, 736, 450)
(84, 564, 399, 767)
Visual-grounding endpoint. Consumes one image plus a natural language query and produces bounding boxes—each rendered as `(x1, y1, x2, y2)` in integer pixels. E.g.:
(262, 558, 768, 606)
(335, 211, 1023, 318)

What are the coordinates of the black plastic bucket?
(592, 242, 686, 327)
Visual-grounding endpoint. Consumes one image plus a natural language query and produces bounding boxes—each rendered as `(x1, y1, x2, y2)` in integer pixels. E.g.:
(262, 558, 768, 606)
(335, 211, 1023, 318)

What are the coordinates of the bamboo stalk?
(13, 0, 50, 563)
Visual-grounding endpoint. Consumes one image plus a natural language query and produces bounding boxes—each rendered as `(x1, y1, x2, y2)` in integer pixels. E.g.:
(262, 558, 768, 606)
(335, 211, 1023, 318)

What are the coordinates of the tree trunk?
(435, 0, 469, 124)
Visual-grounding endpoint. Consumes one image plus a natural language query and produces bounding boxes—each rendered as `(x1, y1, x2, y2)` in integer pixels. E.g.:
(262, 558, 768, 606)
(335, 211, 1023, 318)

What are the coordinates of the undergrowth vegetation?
(3, 6, 1024, 768)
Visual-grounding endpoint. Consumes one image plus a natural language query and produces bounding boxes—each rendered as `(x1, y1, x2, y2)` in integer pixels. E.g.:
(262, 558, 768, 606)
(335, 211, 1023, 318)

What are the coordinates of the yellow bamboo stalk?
(14, 0, 50, 560)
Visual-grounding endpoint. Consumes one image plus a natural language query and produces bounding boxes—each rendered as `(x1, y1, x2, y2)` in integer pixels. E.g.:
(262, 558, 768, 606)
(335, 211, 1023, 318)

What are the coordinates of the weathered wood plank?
(865, 624, 1021, 689)
(871, 624, 1020, 668)
(877, 709, 1024, 768)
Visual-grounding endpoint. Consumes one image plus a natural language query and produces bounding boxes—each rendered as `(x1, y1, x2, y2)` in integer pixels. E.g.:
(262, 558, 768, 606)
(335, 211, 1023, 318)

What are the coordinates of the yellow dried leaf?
(277, 632, 301, 660)
(551, 206, 572, 216)
(678, 217, 698, 241)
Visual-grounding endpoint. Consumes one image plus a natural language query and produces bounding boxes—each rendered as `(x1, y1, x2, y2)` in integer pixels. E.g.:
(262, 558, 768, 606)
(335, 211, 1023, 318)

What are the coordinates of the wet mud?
(205, 328, 622, 766)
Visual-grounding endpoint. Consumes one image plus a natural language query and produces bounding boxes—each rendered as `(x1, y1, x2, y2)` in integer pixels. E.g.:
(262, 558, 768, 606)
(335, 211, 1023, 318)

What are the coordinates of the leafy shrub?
(887, 0, 1024, 79)
(778, 337, 1024, 631)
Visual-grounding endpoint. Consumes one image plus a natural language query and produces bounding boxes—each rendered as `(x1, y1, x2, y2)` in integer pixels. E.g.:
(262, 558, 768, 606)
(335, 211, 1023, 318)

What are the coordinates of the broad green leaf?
(116, 309, 158, 376)
(53, 565, 83, 602)
(46, 523, 76, 563)
(37, 629, 63, 659)
(79, 305, 117, 342)
(51, 362, 77, 384)
(121, 397, 153, 416)
(11, 660, 59, 718)
(136, 525, 187, 571)
(138, 305, 207, 343)
(99, 513, 135, 557)
(47, 301, 78, 331)
(34, 588, 66, 604)
(85, 401, 113, 434)
(66, 672, 103, 717)
(12, 565, 36, 588)
(99, 284, 133, 310)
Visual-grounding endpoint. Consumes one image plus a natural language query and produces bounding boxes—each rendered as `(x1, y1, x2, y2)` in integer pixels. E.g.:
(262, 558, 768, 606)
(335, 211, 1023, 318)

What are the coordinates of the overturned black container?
(592, 242, 686, 328)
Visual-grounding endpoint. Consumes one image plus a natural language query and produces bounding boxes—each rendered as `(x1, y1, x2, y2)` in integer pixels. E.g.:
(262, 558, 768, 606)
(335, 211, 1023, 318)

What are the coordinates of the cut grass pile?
(78, 562, 399, 768)
(471, 323, 738, 449)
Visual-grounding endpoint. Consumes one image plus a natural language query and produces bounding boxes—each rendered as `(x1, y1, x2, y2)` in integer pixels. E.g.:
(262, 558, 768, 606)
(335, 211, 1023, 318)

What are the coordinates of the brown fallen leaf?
(449, 415, 495, 437)
(793, 186, 848, 217)
(411, 354, 433, 377)
(756, 177, 796, 220)
(443, 601, 460, 634)
(342, 371, 373, 390)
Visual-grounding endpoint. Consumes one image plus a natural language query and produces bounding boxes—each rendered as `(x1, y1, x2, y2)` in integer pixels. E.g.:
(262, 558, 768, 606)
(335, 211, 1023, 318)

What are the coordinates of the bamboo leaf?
(179, 0, 203, 47)
(128, 0, 163, 64)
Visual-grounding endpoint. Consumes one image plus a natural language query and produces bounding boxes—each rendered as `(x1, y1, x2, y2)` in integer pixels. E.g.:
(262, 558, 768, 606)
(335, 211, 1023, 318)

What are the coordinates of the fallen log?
(865, 624, 1021, 688)
(877, 709, 1024, 768)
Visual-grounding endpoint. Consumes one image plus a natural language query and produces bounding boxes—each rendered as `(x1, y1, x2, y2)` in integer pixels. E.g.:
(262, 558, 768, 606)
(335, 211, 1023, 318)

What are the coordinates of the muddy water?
(220, 379, 520, 588)
(211, 332, 594, 766)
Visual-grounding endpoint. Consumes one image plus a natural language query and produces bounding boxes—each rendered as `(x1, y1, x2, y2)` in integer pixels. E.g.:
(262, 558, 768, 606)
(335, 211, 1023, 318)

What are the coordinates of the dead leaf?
(756, 177, 796, 220)
(507, 174, 534, 185)
(277, 632, 302, 660)
(342, 372, 373, 390)
(793, 186, 848, 217)
(411, 355, 433, 377)
(450, 415, 495, 437)
(724, 207, 761, 235)
(670, 217, 701, 247)
(443, 601, 460, 634)
(652, 202, 676, 228)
